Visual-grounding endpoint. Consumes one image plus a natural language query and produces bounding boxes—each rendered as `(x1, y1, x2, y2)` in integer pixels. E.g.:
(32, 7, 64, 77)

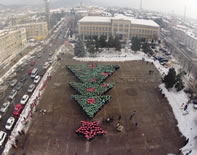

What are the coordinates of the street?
(0, 17, 69, 153)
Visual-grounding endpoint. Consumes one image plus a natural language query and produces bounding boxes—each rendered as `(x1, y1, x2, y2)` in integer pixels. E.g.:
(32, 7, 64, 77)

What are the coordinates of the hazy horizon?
(0, 0, 197, 19)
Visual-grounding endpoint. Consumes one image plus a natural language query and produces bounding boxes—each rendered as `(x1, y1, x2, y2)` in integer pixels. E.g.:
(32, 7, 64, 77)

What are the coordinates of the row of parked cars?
(0, 58, 51, 146)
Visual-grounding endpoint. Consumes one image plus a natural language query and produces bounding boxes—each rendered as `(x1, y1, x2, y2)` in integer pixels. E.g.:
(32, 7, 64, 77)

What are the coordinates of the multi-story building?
(14, 22, 48, 40)
(0, 28, 27, 63)
(171, 25, 197, 56)
(78, 14, 160, 41)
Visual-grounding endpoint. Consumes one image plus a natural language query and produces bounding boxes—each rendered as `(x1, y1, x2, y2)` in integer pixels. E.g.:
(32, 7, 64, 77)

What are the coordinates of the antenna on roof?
(184, 4, 187, 22)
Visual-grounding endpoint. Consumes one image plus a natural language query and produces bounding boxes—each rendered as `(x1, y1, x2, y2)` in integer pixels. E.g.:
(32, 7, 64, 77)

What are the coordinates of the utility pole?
(184, 5, 187, 22)
(140, 0, 143, 10)
(184, 0, 187, 22)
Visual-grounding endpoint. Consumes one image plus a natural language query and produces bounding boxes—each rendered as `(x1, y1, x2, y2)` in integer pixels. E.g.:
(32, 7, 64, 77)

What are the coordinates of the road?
(0, 17, 69, 153)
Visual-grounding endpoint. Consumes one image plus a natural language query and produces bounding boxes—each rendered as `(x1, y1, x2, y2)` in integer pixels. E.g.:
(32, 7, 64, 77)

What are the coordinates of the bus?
(30, 68, 38, 78)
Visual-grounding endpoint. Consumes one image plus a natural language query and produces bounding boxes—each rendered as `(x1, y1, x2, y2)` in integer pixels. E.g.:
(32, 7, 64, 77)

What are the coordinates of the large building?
(78, 14, 160, 41)
(0, 28, 27, 63)
(14, 22, 48, 40)
(171, 25, 197, 56)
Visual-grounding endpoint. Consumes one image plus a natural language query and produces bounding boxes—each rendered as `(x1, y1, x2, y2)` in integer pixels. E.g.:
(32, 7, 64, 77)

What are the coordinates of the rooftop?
(79, 16, 111, 23)
(79, 14, 160, 27)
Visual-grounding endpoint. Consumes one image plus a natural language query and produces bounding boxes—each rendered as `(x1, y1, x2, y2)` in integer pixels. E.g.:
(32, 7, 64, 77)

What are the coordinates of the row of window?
(80, 26, 111, 31)
(80, 26, 158, 35)
(113, 24, 130, 27)
(82, 31, 109, 36)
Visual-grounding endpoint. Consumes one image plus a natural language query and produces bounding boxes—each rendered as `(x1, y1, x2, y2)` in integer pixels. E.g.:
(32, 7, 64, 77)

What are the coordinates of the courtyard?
(10, 54, 185, 155)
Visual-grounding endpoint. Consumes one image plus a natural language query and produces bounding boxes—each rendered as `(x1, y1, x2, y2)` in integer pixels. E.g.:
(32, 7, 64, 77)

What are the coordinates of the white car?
(27, 84, 36, 93)
(5, 117, 15, 130)
(34, 75, 40, 84)
(8, 89, 17, 100)
(20, 94, 29, 105)
(0, 101, 11, 113)
(0, 131, 7, 146)
(10, 79, 17, 87)
(43, 62, 50, 69)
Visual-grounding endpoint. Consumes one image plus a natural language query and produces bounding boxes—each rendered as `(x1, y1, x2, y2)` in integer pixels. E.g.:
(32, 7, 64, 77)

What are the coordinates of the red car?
(31, 60, 36, 66)
(28, 67, 33, 75)
(13, 104, 23, 118)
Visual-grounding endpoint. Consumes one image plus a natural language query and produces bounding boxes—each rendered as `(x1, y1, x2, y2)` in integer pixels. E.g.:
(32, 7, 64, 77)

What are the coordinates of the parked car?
(13, 104, 23, 118)
(0, 101, 10, 113)
(8, 72, 17, 81)
(184, 88, 193, 94)
(30, 68, 38, 78)
(34, 75, 40, 84)
(15, 67, 21, 73)
(5, 117, 15, 130)
(49, 52, 53, 56)
(39, 69, 45, 77)
(0, 115, 2, 120)
(37, 53, 42, 58)
(28, 67, 33, 75)
(193, 99, 197, 109)
(27, 84, 36, 93)
(10, 79, 17, 87)
(31, 60, 36, 66)
(8, 89, 17, 100)
(43, 62, 50, 69)
(14, 82, 23, 90)
(48, 58, 53, 64)
(0, 131, 7, 146)
(20, 76, 27, 82)
(20, 94, 29, 105)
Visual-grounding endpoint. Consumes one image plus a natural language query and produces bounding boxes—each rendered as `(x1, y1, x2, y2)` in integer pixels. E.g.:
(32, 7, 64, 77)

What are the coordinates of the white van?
(30, 68, 38, 78)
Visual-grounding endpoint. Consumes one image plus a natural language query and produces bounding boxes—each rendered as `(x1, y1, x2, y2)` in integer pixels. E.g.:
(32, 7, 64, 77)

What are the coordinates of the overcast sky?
(1, 0, 197, 19)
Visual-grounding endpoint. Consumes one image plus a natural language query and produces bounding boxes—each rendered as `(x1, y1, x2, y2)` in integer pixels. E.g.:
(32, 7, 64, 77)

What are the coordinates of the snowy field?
(74, 49, 196, 155)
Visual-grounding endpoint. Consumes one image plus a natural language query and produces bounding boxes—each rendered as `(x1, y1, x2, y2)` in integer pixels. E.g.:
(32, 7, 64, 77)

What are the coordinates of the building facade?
(78, 15, 160, 41)
(0, 28, 27, 63)
(171, 25, 197, 56)
(14, 22, 48, 40)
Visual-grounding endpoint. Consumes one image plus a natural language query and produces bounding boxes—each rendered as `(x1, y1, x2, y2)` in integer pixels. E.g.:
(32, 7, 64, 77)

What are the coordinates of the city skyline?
(0, 0, 197, 20)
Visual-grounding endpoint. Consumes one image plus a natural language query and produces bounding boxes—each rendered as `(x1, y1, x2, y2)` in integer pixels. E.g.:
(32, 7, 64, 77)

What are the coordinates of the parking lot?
(10, 53, 185, 155)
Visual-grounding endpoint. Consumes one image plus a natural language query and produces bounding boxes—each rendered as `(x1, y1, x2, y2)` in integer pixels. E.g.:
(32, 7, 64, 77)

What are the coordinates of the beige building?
(0, 28, 27, 63)
(14, 22, 48, 40)
(172, 25, 197, 56)
(78, 15, 160, 41)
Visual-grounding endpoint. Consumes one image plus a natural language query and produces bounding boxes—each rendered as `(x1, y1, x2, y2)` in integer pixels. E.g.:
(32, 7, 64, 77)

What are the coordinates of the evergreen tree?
(114, 36, 121, 51)
(99, 35, 107, 48)
(86, 37, 94, 49)
(175, 73, 185, 91)
(142, 42, 149, 53)
(107, 35, 114, 48)
(74, 39, 86, 57)
(142, 42, 153, 55)
(95, 37, 100, 50)
(163, 68, 177, 89)
(131, 37, 141, 52)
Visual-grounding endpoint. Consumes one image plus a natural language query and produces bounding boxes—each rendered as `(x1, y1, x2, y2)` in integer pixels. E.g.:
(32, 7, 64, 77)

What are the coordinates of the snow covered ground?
(74, 49, 196, 155)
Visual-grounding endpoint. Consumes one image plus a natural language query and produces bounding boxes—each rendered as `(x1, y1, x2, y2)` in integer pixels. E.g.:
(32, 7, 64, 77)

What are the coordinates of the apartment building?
(14, 22, 48, 40)
(78, 14, 160, 41)
(172, 25, 197, 56)
(0, 28, 27, 63)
